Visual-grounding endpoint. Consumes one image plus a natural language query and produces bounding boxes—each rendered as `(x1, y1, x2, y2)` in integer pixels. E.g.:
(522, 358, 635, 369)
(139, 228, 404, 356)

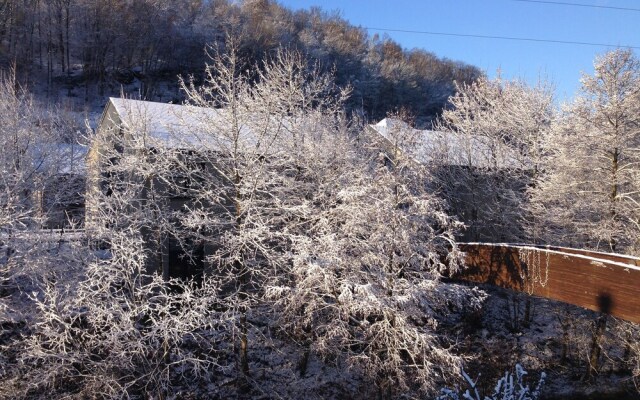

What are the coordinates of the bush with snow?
(437, 364, 546, 400)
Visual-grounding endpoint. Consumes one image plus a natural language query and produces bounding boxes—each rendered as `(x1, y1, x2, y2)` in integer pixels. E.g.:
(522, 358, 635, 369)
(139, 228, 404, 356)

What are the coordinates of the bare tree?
(529, 49, 640, 254)
(175, 43, 351, 390)
(268, 111, 482, 397)
(4, 95, 226, 398)
(615, 320, 640, 390)
(435, 75, 554, 242)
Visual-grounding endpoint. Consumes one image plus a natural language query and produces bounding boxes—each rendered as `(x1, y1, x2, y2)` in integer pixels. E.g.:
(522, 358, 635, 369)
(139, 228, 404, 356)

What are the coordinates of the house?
(367, 118, 530, 242)
(89, 96, 321, 280)
(37, 143, 87, 229)
(88, 98, 530, 279)
(367, 118, 525, 169)
(87, 98, 229, 280)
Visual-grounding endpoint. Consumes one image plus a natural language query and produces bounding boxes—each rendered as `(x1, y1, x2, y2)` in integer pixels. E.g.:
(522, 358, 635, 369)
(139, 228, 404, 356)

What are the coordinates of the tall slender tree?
(435, 75, 554, 242)
(530, 49, 640, 253)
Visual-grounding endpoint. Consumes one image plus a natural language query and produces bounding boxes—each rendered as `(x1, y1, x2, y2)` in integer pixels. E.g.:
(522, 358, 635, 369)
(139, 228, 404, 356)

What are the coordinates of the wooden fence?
(456, 243, 640, 324)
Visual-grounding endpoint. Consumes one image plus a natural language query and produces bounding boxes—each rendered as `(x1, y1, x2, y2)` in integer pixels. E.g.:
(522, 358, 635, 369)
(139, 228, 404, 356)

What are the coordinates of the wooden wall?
(456, 243, 640, 324)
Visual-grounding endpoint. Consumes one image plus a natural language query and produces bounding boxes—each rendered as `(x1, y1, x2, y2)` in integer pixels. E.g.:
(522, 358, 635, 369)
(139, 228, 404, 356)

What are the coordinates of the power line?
(362, 27, 640, 50)
(511, 0, 640, 12)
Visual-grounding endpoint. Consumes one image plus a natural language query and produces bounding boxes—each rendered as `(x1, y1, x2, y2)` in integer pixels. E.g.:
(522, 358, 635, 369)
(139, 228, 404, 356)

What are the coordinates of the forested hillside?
(0, 0, 480, 123)
(2, 1, 640, 399)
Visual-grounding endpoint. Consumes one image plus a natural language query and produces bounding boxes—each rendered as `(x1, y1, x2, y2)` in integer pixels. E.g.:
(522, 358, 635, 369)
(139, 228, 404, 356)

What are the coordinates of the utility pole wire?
(362, 27, 640, 50)
(511, 0, 640, 13)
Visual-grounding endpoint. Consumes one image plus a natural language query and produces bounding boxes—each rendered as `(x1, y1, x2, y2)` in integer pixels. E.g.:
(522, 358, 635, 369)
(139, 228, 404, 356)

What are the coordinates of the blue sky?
(278, 0, 639, 103)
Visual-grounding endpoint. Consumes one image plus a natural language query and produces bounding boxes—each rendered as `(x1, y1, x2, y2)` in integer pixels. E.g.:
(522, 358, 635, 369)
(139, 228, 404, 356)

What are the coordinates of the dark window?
(168, 238, 204, 283)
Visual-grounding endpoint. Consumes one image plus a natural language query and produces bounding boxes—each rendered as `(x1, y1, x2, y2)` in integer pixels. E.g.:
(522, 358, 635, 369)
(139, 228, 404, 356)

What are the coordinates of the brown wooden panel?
(456, 243, 640, 324)
(490, 243, 640, 267)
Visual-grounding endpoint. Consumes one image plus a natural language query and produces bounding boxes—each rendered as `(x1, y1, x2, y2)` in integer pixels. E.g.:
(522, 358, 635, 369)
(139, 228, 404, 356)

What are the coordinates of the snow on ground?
(2, 242, 639, 399)
(450, 282, 639, 399)
(2, 233, 638, 399)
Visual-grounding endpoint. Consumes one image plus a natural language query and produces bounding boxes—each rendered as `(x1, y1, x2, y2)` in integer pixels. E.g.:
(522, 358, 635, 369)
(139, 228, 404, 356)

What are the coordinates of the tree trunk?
(297, 343, 311, 377)
(523, 298, 532, 328)
(65, 2, 70, 75)
(240, 312, 249, 375)
(587, 314, 608, 379)
(58, 8, 65, 72)
(609, 147, 619, 252)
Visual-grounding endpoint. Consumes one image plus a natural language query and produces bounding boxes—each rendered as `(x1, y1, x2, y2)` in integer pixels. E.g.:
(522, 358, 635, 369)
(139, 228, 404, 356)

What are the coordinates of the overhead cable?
(511, 0, 640, 12)
(362, 27, 640, 50)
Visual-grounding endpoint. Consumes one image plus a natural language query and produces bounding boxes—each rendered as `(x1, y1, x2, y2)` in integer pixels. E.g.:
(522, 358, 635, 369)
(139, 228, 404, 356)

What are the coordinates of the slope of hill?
(0, 0, 480, 124)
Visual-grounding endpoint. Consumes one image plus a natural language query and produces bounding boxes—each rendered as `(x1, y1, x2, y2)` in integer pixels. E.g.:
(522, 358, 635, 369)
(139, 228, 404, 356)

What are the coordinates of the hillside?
(0, 0, 480, 124)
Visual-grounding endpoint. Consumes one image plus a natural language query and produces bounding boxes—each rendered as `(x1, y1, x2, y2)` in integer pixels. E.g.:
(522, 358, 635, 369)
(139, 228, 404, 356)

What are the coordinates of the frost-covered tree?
(0, 71, 92, 397)
(529, 49, 640, 253)
(435, 75, 554, 242)
(2, 95, 226, 398)
(175, 43, 352, 388)
(267, 112, 483, 397)
(0, 73, 48, 231)
(0, 70, 84, 277)
(15, 250, 223, 398)
(175, 44, 480, 396)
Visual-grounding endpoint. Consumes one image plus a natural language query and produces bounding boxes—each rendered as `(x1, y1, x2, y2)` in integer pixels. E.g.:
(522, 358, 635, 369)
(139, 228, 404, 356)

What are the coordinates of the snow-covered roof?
(106, 98, 257, 151)
(108, 98, 216, 149)
(371, 118, 411, 132)
(370, 118, 525, 169)
(31, 142, 88, 175)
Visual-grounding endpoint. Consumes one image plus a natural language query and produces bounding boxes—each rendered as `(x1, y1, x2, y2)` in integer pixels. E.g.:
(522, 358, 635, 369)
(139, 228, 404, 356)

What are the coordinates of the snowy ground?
(175, 281, 640, 399)
(448, 282, 639, 399)
(2, 236, 639, 399)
